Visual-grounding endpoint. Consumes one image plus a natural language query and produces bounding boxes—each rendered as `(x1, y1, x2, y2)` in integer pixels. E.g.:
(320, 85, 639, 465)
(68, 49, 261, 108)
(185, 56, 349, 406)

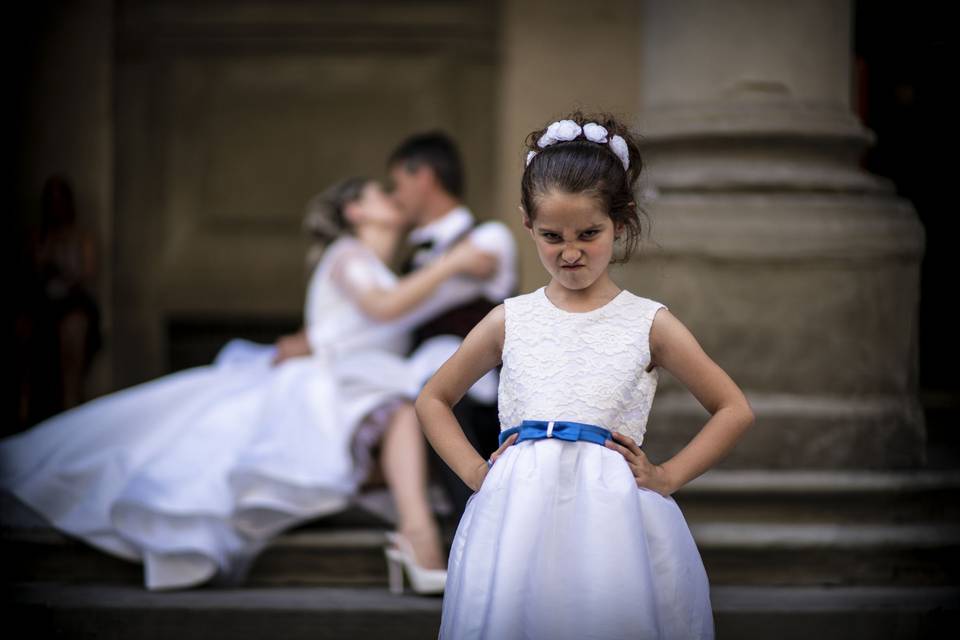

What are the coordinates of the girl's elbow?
(414, 390, 434, 414)
(735, 393, 756, 426)
(416, 384, 453, 414)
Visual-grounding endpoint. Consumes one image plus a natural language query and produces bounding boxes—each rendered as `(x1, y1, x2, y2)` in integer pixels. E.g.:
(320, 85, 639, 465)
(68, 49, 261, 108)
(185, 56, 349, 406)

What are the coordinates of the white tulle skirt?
(0, 339, 411, 591)
(439, 437, 715, 640)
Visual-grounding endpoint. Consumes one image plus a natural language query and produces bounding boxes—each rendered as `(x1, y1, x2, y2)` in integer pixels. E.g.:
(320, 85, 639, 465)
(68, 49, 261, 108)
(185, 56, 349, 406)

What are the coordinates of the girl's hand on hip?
(470, 432, 519, 492)
(605, 431, 674, 497)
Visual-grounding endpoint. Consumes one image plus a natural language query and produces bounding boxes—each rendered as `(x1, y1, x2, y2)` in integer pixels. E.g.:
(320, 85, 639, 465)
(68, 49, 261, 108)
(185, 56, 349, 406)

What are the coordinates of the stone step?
(4, 470, 958, 588)
(692, 521, 960, 586)
(674, 469, 960, 524)
(711, 584, 960, 640)
(6, 581, 959, 640)
(5, 582, 442, 640)
(6, 518, 958, 588)
(0, 525, 401, 588)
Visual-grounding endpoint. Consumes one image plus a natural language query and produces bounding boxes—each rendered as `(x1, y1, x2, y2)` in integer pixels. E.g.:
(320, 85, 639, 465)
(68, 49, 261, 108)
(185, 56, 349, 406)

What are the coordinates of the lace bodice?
(497, 285, 668, 445)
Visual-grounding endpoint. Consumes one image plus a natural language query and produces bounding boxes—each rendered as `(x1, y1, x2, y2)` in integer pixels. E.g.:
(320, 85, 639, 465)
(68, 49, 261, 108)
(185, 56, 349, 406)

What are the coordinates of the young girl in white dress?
(415, 111, 756, 639)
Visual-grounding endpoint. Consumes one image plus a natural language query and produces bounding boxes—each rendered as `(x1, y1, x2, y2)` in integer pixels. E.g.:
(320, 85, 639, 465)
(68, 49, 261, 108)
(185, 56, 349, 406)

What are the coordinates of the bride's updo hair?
(303, 176, 369, 268)
(520, 110, 649, 264)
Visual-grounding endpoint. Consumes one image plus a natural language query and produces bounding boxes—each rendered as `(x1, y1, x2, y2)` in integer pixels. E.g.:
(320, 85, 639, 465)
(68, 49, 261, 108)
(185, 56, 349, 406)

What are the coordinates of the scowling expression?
(522, 190, 623, 291)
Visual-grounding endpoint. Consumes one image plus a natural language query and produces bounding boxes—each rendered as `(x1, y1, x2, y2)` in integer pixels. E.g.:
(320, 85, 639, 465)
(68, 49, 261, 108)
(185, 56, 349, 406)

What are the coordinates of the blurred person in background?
(16, 175, 101, 428)
(0, 176, 504, 594)
(386, 131, 519, 527)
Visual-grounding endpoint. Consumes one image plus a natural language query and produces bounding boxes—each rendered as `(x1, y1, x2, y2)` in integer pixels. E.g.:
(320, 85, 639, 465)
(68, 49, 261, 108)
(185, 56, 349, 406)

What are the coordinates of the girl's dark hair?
(520, 110, 648, 264)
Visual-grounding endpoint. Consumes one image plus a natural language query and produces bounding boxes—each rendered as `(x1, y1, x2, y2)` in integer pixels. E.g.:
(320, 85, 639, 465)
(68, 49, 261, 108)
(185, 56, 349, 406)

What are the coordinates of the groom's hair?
(387, 131, 464, 199)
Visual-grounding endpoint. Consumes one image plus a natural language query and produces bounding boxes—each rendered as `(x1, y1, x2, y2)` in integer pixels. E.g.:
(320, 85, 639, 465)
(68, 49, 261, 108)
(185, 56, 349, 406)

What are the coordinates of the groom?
(386, 131, 518, 524)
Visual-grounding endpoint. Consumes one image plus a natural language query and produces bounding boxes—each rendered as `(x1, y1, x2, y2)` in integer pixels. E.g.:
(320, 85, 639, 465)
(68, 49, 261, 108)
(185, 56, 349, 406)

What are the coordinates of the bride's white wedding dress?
(0, 233, 503, 591)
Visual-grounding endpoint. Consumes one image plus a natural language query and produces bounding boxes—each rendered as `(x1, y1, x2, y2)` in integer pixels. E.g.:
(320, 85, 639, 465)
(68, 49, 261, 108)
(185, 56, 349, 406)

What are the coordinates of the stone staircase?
(5, 468, 960, 638)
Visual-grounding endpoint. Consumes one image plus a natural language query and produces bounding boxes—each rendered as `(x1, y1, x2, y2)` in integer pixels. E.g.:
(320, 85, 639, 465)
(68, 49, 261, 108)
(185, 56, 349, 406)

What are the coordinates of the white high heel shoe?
(384, 530, 447, 595)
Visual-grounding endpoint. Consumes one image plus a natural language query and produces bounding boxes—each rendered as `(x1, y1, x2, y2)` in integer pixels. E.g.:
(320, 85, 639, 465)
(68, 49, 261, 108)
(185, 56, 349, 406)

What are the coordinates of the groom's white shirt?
(406, 205, 516, 304)
(407, 205, 473, 250)
(400, 205, 518, 404)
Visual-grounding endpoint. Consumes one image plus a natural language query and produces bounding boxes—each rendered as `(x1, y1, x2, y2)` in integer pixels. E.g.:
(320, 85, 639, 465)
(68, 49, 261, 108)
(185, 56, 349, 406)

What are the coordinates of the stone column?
(637, 0, 926, 468)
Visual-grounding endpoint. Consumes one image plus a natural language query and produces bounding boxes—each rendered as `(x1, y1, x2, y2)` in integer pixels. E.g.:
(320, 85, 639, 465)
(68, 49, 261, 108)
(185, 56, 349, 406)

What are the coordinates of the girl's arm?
(649, 309, 756, 493)
(414, 304, 507, 492)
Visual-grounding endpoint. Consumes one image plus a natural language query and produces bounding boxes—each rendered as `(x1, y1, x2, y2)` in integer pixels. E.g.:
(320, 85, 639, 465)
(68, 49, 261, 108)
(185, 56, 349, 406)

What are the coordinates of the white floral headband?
(525, 120, 630, 171)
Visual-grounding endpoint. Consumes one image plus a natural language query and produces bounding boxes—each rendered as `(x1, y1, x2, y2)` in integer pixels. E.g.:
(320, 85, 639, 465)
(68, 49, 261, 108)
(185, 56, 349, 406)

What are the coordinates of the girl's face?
(344, 181, 404, 229)
(523, 190, 622, 291)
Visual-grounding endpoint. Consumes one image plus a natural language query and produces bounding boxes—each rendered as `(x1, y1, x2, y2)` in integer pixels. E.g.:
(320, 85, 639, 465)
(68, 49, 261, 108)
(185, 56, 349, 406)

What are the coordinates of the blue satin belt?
(498, 419, 613, 447)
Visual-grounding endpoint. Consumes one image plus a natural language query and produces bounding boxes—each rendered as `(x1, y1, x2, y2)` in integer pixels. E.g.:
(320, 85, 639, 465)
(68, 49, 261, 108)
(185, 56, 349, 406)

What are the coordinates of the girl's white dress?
(439, 286, 715, 639)
(0, 235, 455, 591)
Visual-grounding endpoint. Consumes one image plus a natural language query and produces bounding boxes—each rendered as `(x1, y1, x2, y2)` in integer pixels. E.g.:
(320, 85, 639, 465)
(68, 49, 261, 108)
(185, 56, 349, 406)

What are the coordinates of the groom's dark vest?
(399, 220, 515, 358)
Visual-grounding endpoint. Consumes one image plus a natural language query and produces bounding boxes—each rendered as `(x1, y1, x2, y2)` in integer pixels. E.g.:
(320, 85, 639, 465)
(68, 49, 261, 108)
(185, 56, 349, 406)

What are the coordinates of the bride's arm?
(333, 241, 499, 324)
(272, 328, 310, 365)
(353, 277, 488, 343)
(308, 249, 497, 357)
(339, 250, 470, 322)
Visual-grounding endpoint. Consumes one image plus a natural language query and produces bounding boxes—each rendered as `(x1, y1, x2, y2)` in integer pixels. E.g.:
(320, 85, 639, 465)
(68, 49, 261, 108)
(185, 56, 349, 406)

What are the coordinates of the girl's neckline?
(539, 285, 627, 316)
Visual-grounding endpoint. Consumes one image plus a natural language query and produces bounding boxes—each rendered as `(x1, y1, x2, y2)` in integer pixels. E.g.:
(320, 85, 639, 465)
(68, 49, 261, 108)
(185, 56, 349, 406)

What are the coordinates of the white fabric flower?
(538, 119, 583, 148)
(608, 134, 630, 171)
(525, 119, 630, 171)
(582, 122, 608, 143)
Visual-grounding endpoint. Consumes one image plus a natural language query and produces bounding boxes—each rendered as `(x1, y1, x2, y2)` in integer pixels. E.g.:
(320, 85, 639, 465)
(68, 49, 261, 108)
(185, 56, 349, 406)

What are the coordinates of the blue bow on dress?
(498, 419, 612, 447)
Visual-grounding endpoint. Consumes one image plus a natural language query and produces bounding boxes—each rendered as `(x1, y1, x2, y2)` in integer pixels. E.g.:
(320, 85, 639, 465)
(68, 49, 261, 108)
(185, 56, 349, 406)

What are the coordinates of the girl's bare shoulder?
(472, 303, 506, 357)
(486, 302, 506, 333)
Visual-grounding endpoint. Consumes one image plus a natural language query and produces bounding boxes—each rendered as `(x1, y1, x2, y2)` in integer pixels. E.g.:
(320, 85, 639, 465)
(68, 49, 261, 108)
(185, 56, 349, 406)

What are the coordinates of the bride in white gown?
(0, 176, 500, 591)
